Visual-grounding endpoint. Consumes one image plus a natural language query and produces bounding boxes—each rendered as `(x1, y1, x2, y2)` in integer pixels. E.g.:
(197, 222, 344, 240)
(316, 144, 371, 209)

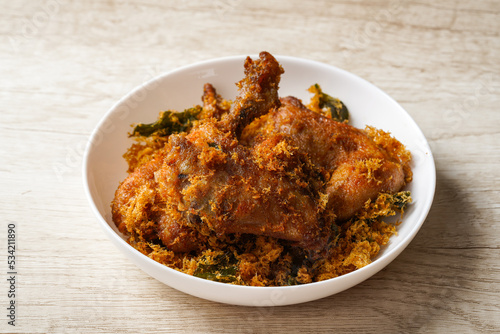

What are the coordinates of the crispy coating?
(113, 52, 328, 252)
(111, 150, 203, 252)
(155, 52, 327, 252)
(111, 51, 413, 285)
(242, 96, 412, 220)
(200, 83, 231, 120)
(221, 51, 284, 137)
(155, 121, 329, 251)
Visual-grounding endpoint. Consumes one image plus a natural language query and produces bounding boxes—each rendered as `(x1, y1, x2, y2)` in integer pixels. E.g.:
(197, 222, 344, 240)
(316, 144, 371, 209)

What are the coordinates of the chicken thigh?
(242, 96, 412, 220)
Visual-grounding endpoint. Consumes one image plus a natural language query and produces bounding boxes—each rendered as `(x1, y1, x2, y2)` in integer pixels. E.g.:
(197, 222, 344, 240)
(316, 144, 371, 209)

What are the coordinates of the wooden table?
(2, 0, 499, 333)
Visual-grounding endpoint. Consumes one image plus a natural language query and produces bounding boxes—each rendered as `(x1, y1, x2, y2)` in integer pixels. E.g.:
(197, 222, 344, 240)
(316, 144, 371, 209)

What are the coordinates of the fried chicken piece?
(112, 155, 161, 241)
(200, 83, 230, 120)
(242, 96, 411, 220)
(220, 51, 284, 137)
(112, 152, 203, 252)
(154, 52, 328, 251)
(113, 50, 411, 257)
(155, 120, 328, 251)
(113, 52, 329, 252)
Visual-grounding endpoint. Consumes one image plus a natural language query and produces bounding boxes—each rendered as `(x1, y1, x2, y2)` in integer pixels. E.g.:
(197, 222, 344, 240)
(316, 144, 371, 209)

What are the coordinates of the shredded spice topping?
(112, 52, 412, 286)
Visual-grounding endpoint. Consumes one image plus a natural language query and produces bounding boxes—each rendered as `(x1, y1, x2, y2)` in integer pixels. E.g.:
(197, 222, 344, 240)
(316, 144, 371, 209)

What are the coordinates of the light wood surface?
(1, 0, 499, 333)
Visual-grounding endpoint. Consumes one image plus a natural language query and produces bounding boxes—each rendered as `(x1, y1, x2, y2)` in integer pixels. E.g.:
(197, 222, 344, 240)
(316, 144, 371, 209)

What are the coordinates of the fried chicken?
(242, 96, 412, 220)
(200, 83, 229, 121)
(155, 121, 329, 251)
(112, 51, 411, 257)
(220, 51, 283, 137)
(113, 52, 330, 252)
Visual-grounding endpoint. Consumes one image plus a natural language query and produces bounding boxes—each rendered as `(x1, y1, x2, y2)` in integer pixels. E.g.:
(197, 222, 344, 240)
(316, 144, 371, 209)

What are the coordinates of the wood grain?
(1, 0, 499, 333)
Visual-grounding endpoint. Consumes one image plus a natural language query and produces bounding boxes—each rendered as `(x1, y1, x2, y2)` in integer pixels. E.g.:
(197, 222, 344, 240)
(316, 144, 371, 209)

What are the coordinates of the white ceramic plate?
(83, 54, 436, 306)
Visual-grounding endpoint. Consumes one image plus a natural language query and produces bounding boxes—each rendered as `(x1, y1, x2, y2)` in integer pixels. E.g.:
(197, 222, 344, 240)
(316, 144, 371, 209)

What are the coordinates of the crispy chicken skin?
(221, 51, 284, 137)
(200, 83, 227, 120)
(242, 96, 411, 220)
(155, 121, 328, 251)
(112, 51, 411, 255)
(111, 151, 202, 252)
(155, 52, 327, 251)
(113, 52, 328, 252)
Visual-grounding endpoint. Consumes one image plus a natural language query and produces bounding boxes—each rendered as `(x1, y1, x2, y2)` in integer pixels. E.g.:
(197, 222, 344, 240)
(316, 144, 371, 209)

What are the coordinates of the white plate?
(83, 54, 436, 306)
